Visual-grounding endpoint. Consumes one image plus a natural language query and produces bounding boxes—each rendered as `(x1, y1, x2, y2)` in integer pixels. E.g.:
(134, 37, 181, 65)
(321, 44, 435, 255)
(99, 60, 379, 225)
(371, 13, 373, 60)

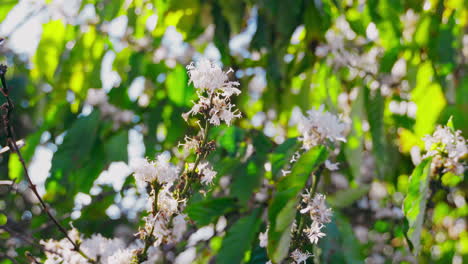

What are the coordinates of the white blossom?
(298, 105, 346, 149)
(86, 88, 108, 106)
(132, 158, 157, 184)
(290, 249, 313, 264)
(188, 225, 214, 246)
(198, 161, 217, 185)
(303, 221, 326, 244)
(183, 59, 242, 126)
(157, 185, 179, 216)
(174, 247, 197, 264)
(423, 125, 467, 175)
(142, 246, 161, 264)
(106, 249, 134, 264)
(281, 169, 291, 176)
(325, 160, 340, 171)
(154, 153, 180, 184)
(300, 192, 333, 224)
(172, 214, 188, 241)
(186, 59, 240, 95)
(259, 228, 268, 248)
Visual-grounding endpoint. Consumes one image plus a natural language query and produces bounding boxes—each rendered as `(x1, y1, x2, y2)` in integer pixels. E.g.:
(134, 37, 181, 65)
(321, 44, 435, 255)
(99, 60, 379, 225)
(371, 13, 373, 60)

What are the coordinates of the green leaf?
(230, 155, 266, 206)
(104, 130, 129, 163)
(32, 19, 67, 82)
(0, 213, 7, 225)
(47, 111, 101, 198)
(166, 64, 193, 106)
(186, 198, 237, 226)
(217, 126, 245, 156)
(320, 212, 365, 263)
(269, 138, 299, 180)
(328, 185, 370, 209)
(267, 146, 328, 263)
(403, 158, 432, 254)
(364, 85, 386, 178)
(0, 1, 18, 21)
(217, 208, 262, 264)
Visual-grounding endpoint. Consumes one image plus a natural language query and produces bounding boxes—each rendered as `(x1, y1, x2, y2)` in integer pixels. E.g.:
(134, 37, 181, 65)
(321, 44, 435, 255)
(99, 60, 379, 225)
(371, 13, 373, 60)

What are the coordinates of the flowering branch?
(0, 65, 96, 264)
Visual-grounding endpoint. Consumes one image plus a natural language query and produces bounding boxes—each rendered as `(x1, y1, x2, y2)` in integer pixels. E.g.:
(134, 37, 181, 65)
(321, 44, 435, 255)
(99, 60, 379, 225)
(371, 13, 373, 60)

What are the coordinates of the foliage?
(0, 0, 467, 263)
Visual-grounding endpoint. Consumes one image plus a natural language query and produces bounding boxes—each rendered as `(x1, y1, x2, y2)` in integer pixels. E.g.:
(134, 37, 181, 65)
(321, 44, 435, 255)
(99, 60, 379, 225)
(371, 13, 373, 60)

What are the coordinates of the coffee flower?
(423, 125, 467, 175)
(298, 105, 346, 149)
(303, 221, 326, 244)
(186, 59, 240, 95)
(132, 154, 179, 185)
(198, 161, 217, 185)
(290, 249, 313, 264)
(184, 59, 242, 126)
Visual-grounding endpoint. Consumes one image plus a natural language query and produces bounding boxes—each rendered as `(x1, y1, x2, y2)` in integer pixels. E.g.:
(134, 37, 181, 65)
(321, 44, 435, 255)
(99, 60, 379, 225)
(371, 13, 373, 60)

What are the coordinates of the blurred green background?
(0, 0, 467, 263)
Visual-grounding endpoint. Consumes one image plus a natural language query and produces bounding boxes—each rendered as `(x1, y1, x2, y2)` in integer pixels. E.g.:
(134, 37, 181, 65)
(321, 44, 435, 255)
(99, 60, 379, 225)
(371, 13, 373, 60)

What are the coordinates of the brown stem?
(0, 65, 96, 264)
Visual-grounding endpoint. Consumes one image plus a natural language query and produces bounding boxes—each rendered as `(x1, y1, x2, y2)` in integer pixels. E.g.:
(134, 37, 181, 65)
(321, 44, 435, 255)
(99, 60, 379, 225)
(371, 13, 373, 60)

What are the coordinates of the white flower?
(132, 158, 157, 184)
(423, 125, 467, 175)
(142, 246, 161, 264)
(303, 222, 326, 244)
(208, 95, 242, 126)
(198, 161, 217, 185)
(290, 249, 313, 264)
(86, 88, 108, 106)
(172, 214, 188, 241)
(106, 249, 134, 264)
(144, 214, 170, 247)
(259, 229, 268, 248)
(300, 192, 332, 224)
(179, 135, 200, 152)
(188, 225, 214, 246)
(298, 105, 346, 149)
(325, 160, 340, 171)
(154, 153, 180, 184)
(183, 59, 242, 126)
(186, 59, 240, 95)
(175, 247, 197, 264)
(157, 185, 179, 216)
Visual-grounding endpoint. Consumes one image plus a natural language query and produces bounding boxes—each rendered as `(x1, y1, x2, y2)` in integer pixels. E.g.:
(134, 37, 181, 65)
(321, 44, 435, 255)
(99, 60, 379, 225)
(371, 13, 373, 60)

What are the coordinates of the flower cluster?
(300, 192, 333, 244)
(297, 105, 346, 150)
(423, 125, 467, 175)
(132, 154, 180, 186)
(183, 59, 242, 126)
(290, 249, 313, 264)
(40, 229, 136, 264)
(86, 88, 134, 128)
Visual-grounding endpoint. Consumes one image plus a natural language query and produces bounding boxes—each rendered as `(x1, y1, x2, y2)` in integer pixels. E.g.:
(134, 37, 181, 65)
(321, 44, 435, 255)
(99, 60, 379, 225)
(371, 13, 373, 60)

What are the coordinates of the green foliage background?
(0, 0, 467, 263)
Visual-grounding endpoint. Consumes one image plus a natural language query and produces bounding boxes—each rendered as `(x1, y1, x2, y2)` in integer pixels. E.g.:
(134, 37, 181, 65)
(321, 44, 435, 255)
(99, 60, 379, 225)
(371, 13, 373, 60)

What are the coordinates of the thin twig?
(0, 65, 96, 264)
